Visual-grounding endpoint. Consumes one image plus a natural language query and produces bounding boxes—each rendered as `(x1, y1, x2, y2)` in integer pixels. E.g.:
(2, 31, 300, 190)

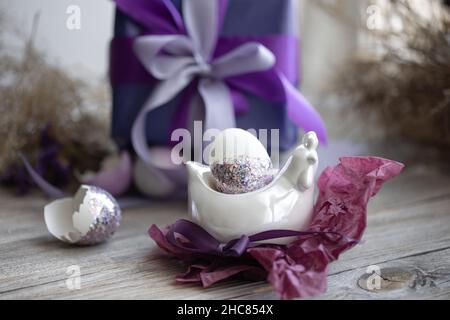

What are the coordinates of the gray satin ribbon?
(131, 0, 275, 166)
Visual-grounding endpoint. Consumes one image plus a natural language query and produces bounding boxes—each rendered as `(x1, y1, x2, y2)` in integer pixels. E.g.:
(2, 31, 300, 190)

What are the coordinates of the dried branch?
(321, 0, 450, 151)
(0, 10, 112, 190)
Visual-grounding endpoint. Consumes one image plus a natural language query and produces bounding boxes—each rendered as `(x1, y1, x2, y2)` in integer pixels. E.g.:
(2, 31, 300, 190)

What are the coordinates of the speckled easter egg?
(208, 128, 273, 194)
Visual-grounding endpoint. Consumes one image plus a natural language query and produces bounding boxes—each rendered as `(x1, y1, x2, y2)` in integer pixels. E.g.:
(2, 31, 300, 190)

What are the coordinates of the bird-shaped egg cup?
(186, 132, 319, 245)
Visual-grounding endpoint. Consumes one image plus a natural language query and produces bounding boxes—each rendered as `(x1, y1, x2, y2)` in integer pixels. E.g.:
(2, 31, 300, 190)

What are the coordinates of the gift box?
(109, 0, 327, 155)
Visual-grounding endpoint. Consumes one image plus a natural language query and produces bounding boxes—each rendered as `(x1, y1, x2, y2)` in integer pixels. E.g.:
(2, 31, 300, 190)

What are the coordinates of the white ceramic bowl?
(187, 132, 319, 245)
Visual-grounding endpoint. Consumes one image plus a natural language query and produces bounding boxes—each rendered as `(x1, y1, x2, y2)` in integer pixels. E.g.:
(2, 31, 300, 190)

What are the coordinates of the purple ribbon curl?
(163, 219, 357, 258)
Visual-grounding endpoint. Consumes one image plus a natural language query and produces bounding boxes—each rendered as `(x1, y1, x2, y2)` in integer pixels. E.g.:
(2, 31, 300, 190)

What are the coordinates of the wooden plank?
(328, 196, 450, 274)
(236, 194, 450, 299)
(323, 248, 450, 300)
(367, 166, 450, 213)
(0, 168, 449, 299)
(237, 247, 450, 300)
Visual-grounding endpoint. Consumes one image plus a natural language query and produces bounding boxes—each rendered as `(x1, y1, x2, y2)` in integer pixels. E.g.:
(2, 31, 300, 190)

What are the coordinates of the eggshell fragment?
(44, 185, 121, 245)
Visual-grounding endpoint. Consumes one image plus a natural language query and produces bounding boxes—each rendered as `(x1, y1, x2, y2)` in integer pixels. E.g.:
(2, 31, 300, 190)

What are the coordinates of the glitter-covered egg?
(208, 128, 273, 194)
(44, 185, 121, 245)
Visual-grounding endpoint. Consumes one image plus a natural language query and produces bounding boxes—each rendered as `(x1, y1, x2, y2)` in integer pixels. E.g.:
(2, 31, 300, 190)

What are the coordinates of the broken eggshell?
(44, 185, 121, 245)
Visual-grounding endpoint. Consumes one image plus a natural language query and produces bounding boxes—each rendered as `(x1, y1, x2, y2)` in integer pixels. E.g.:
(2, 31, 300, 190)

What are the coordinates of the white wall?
(0, 0, 115, 79)
(0, 0, 360, 99)
(299, 0, 360, 103)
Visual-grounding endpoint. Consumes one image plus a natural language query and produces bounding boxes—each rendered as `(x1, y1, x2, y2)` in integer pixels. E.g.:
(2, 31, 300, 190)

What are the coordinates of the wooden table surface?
(1, 158, 450, 300)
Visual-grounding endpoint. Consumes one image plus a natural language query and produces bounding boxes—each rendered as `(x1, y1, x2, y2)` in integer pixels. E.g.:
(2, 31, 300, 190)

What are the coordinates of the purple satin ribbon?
(18, 153, 66, 199)
(111, 0, 327, 144)
(110, 35, 299, 86)
(164, 219, 357, 258)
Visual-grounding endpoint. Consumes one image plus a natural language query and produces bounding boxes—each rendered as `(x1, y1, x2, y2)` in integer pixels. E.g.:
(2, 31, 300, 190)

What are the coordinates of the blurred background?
(0, 0, 361, 99)
(0, 0, 449, 195)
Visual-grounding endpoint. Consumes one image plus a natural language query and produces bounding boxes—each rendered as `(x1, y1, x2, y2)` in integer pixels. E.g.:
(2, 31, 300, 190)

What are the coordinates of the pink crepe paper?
(149, 156, 404, 299)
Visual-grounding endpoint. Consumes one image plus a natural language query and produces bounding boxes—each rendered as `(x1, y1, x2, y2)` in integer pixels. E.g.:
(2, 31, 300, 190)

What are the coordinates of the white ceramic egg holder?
(186, 132, 319, 245)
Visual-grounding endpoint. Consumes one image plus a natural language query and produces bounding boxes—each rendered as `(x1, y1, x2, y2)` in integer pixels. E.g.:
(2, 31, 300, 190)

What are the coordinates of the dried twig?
(0, 10, 112, 189)
(321, 0, 450, 151)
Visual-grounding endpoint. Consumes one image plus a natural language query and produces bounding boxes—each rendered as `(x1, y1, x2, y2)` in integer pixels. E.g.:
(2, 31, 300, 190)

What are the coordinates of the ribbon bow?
(163, 219, 357, 258)
(114, 0, 327, 166)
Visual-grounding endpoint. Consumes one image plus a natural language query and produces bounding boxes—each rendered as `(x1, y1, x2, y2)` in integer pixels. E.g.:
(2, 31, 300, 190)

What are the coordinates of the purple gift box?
(109, 0, 326, 156)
